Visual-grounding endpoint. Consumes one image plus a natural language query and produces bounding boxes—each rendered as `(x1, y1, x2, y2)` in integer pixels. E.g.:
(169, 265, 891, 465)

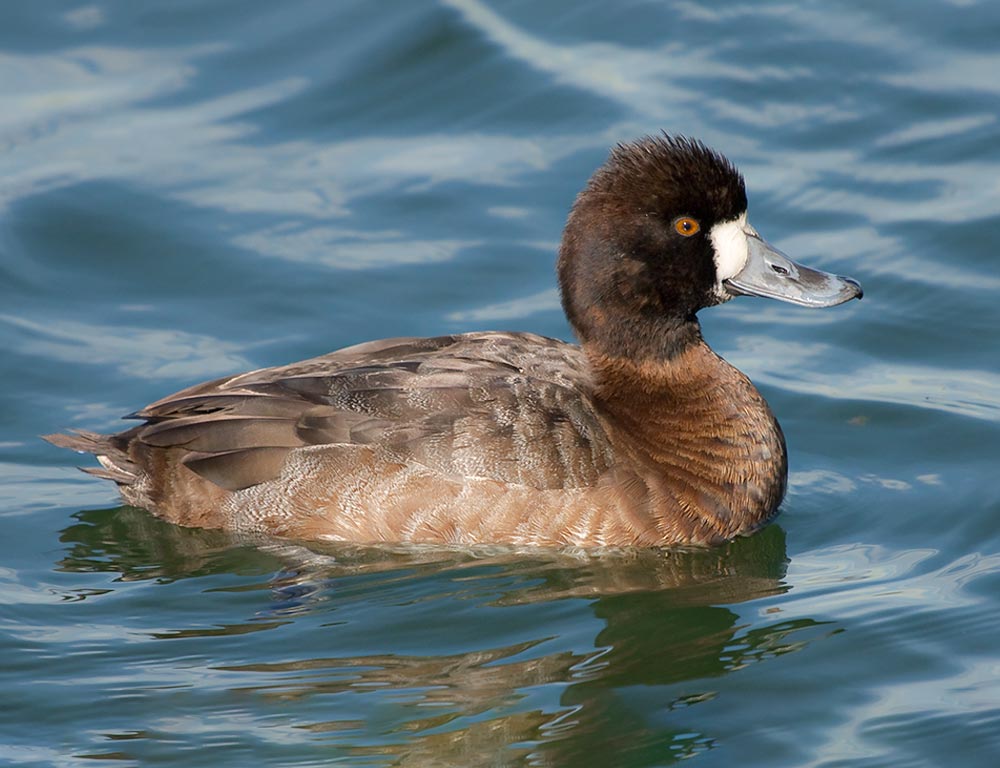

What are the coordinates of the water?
(3, 1, 999, 765)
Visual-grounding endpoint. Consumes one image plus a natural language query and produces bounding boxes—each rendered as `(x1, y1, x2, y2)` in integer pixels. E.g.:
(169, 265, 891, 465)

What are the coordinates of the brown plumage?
(46, 134, 862, 547)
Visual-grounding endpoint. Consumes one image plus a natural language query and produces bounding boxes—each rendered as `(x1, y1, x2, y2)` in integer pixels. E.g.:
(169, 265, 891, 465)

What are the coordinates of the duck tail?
(43, 430, 138, 486)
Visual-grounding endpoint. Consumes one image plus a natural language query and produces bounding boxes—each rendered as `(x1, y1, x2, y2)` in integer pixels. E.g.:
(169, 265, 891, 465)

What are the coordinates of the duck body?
(47, 135, 861, 548)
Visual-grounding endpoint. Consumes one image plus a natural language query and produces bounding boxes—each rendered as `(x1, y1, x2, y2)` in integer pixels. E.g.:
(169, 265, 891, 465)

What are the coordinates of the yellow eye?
(674, 217, 700, 237)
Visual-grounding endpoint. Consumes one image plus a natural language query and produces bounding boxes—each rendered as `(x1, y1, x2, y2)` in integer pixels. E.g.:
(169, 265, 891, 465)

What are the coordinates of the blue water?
(3, 1, 1000, 765)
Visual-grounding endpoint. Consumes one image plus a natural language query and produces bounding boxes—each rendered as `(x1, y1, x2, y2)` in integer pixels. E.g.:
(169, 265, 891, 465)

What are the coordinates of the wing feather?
(120, 333, 616, 492)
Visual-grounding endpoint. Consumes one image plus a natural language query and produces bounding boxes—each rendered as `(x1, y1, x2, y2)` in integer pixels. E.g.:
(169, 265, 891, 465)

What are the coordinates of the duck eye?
(674, 217, 700, 237)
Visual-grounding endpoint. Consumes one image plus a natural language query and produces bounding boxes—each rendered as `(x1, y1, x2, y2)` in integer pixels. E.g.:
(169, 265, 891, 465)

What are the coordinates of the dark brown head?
(557, 134, 862, 361)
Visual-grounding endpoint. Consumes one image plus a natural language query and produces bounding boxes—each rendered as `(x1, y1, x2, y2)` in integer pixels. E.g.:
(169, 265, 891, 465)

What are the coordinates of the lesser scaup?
(47, 135, 862, 547)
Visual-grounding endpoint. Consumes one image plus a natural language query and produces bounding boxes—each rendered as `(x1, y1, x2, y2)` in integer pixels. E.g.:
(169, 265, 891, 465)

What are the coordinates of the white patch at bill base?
(709, 212, 751, 282)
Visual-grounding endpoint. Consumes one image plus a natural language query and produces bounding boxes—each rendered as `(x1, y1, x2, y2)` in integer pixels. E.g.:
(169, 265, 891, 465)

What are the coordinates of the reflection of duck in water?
(59, 505, 788, 602)
(48, 136, 860, 547)
(58, 507, 799, 765)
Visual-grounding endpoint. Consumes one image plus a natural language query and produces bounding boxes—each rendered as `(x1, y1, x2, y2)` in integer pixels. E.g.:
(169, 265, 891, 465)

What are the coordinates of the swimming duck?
(47, 135, 862, 547)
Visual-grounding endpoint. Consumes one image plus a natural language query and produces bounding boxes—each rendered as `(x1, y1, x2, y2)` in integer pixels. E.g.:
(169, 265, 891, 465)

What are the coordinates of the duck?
(46, 134, 862, 548)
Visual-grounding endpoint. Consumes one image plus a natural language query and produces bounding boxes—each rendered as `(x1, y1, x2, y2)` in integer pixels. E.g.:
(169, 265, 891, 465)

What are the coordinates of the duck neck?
(583, 325, 788, 542)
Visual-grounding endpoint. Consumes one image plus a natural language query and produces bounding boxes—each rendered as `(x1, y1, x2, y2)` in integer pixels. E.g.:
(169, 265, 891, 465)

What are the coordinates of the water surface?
(3, 1, 1000, 765)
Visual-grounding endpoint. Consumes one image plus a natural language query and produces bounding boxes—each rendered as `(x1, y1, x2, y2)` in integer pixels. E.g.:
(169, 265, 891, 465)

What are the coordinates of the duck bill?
(725, 234, 863, 308)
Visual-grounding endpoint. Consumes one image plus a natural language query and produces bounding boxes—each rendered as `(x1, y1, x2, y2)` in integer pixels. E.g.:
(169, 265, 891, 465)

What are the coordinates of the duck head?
(558, 135, 862, 360)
